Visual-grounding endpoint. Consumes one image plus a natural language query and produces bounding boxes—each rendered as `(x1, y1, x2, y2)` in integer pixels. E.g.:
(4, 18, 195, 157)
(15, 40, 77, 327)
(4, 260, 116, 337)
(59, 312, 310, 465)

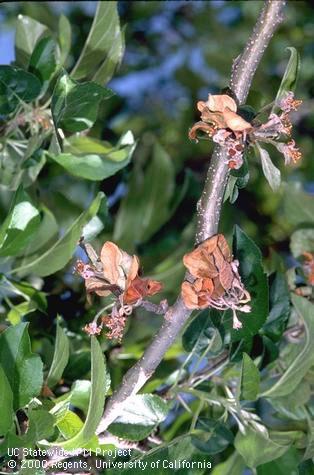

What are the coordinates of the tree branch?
(96, 0, 286, 435)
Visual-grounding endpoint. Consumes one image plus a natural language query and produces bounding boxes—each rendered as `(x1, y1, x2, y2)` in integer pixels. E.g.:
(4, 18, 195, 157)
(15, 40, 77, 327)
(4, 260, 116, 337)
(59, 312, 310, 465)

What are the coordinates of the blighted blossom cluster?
(77, 235, 251, 341)
(189, 92, 302, 170)
(76, 241, 162, 341)
(189, 94, 251, 169)
(181, 234, 251, 329)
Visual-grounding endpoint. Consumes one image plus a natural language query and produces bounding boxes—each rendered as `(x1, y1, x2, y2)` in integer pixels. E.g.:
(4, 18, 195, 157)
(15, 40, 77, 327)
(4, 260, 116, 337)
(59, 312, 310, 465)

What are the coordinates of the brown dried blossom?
(303, 252, 314, 286)
(76, 242, 162, 303)
(189, 94, 251, 169)
(181, 234, 251, 329)
(189, 91, 302, 173)
(76, 241, 163, 341)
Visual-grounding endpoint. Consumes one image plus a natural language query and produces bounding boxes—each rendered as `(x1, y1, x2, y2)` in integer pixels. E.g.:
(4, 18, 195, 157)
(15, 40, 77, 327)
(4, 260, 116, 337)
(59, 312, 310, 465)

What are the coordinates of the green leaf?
(0, 187, 40, 257)
(93, 26, 125, 85)
(5, 408, 55, 452)
(11, 192, 104, 277)
(46, 319, 70, 388)
(7, 301, 37, 325)
(240, 353, 260, 400)
(272, 47, 300, 114)
(256, 145, 281, 191)
(82, 216, 105, 241)
(58, 15, 72, 65)
(114, 141, 175, 249)
(291, 229, 314, 258)
(0, 322, 43, 410)
(257, 448, 300, 475)
(108, 394, 169, 441)
(26, 408, 55, 442)
(29, 36, 58, 92)
(56, 409, 98, 450)
(230, 226, 269, 341)
(261, 273, 290, 342)
(63, 350, 91, 381)
(60, 380, 91, 414)
(299, 461, 314, 475)
(261, 295, 314, 398)
(49, 132, 136, 181)
(282, 183, 314, 226)
(0, 143, 46, 191)
(234, 427, 290, 468)
(182, 311, 222, 356)
(0, 365, 14, 435)
(17, 465, 45, 475)
(4, 278, 47, 314)
(112, 433, 212, 475)
(18, 465, 45, 475)
(0, 66, 41, 115)
(71, 1, 124, 84)
(22, 206, 58, 256)
(54, 336, 106, 449)
(211, 451, 245, 475)
(51, 70, 113, 133)
(15, 15, 48, 68)
(194, 419, 234, 454)
(303, 420, 314, 461)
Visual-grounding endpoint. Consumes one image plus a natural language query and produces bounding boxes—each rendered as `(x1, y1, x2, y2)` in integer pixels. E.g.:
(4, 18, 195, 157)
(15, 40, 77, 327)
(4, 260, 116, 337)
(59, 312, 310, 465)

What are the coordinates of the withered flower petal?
(223, 108, 252, 132)
(181, 281, 200, 309)
(189, 121, 216, 141)
(303, 252, 314, 286)
(200, 108, 228, 129)
(219, 260, 234, 291)
(181, 234, 251, 328)
(193, 94, 251, 136)
(77, 241, 162, 309)
(100, 241, 137, 290)
(206, 94, 237, 113)
(123, 277, 163, 305)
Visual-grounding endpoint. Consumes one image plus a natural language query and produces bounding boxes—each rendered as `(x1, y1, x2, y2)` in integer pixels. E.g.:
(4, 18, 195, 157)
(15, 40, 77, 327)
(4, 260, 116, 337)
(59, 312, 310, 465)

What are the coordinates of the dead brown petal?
(100, 241, 139, 290)
(219, 261, 234, 291)
(211, 276, 226, 300)
(123, 277, 163, 305)
(206, 94, 237, 113)
(189, 121, 216, 141)
(200, 108, 227, 129)
(181, 281, 200, 309)
(223, 108, 252, 132)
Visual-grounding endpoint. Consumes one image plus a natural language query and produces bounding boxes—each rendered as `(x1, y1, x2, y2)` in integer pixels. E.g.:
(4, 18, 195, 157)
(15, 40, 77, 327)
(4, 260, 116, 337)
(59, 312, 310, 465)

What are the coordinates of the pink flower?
(278, 91, 302, 114)
(232, 311, 243, 330)
(83, 321, 102, 336)
(276, 140, 302, 164)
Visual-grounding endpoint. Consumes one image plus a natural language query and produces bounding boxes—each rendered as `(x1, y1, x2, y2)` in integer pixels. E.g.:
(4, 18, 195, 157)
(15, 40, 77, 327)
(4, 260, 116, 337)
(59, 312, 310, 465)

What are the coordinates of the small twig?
(79, 236, 103, 271)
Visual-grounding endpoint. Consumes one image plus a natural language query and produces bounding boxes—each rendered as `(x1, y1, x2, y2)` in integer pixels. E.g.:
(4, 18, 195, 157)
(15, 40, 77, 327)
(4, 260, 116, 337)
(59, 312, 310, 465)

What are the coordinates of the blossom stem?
(92, 303, 114, 323)
(96, 0, 286, 436)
